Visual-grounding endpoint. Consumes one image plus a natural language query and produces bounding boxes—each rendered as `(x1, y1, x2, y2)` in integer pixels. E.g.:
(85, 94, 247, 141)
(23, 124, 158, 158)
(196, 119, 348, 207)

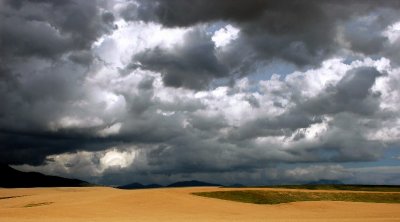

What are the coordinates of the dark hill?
(145, 183, 163, 188)
(0, 164, 92, 188)
(118, 182, 145, 189)
(118, 180, 221, 189)
(117, 183, 163, 189)
(167, 180, 221, 187)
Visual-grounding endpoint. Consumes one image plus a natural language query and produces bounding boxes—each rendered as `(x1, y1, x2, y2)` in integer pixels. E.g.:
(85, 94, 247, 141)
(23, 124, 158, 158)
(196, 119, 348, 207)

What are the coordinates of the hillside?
(0, 164, 91, 188)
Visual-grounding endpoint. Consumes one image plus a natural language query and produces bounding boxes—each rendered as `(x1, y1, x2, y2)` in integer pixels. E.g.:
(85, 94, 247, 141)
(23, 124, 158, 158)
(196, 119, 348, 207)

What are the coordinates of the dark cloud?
(300, 67, 383, 116)
(132, 28, 228, 90)
(128, 0, 400, 28)
(228, 112, 323, 141)
(320, 113, 385, 162)
(68, 50, 95, 65)
(131, 0, 268, 27)
(0, 0, 118, 164)
(0, 0, 115, 60)
(234, 0, 338, 67)
(0, 131, 111, 165)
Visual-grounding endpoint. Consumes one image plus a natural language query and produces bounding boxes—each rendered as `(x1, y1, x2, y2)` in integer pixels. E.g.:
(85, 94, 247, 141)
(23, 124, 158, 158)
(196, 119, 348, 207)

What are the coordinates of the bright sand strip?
(0, 187, 399, 222)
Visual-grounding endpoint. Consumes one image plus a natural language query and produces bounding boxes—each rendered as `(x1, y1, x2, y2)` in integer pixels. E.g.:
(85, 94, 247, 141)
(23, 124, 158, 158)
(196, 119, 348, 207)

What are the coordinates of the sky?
(1, 0, 400, 186)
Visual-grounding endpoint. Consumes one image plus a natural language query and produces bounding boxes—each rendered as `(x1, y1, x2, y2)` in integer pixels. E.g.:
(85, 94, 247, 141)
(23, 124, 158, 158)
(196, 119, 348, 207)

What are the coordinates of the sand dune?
(1, 187, 399, 222)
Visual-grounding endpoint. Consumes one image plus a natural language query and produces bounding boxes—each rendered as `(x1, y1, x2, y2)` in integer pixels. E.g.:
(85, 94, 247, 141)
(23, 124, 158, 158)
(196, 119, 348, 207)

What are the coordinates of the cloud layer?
(1, 0, 400, 185)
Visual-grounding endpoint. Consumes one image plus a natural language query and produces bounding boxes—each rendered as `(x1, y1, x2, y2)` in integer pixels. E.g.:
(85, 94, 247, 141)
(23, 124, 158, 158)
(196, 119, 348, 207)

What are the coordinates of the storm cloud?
(132, 28, 229, 89)
(1, 0, 400, 185)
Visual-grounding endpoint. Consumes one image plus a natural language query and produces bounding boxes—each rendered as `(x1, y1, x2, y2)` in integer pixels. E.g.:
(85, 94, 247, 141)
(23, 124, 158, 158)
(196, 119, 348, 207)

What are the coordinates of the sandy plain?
(1, 187, 399, 222)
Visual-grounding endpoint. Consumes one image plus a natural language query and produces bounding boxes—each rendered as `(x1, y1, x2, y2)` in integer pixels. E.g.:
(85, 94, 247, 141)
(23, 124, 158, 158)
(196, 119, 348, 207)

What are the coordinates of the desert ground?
(1, 187, 399, 222)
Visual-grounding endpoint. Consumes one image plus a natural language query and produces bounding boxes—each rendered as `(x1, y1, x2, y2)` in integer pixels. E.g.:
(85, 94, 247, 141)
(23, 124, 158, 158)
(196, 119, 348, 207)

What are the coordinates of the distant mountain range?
(0, 164, 92, 188)
(117, 180, 221, 189)
(0, 164, 346, 189)
(117, 180, 347, 190)
(167, 180, 221, 187)
(305, 179, 344, 185)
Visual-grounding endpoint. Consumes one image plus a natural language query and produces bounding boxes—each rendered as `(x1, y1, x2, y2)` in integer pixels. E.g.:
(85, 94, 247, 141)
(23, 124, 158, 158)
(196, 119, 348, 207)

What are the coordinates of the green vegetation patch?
(193, 190, 400, 205)
(259, 185, 400, 192)
(24, 202, 53, 208)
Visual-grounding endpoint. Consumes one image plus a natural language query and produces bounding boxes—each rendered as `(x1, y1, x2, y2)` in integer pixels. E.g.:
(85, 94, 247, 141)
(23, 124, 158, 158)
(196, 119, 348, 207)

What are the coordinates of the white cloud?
(97, 122, 122, 137)
(49, 116, 104, 131)
(383, 21, 400, 44)
(100, 148, 137, 170)
(94, 20, 189, 68)
(12, 147, 139, 183)
(212, 24, 240, 48)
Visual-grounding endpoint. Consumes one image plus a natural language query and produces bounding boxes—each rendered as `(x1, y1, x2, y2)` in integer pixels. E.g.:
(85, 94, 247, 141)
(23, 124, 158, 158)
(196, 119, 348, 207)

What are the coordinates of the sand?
(1, 187, 399, 222)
